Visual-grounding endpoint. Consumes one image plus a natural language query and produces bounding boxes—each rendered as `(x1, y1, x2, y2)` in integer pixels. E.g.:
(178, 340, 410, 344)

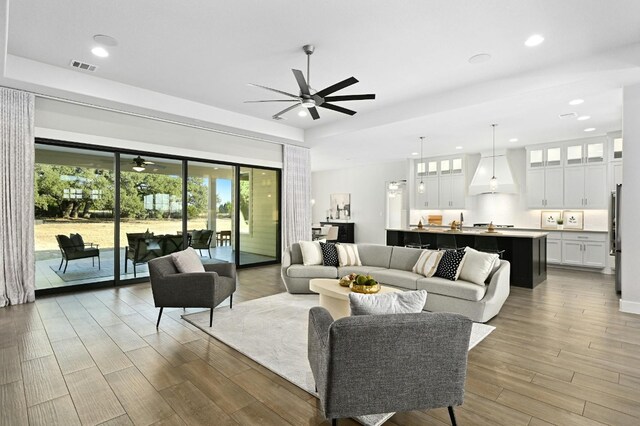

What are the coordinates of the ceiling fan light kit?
(246, 45, 376, 120)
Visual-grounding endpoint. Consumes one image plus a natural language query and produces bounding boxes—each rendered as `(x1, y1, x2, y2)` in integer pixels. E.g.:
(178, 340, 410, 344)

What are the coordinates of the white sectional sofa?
(281, 243, 510, 323)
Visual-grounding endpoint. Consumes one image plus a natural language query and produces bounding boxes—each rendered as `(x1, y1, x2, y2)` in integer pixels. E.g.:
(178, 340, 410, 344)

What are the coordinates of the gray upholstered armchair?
(308, 307, 472, 425)
(148, 255, 237, 328)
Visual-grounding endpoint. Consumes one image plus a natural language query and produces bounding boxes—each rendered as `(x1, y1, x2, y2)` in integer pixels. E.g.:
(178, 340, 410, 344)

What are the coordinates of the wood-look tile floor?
(1, 265, 639, 425)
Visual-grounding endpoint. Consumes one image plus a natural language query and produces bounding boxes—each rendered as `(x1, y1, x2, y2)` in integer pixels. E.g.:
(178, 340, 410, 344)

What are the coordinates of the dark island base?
(386, 230, 547, 288)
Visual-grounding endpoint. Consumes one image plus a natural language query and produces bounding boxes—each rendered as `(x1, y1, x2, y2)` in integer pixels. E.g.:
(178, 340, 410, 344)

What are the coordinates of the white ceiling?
(5, 0, 640, 169)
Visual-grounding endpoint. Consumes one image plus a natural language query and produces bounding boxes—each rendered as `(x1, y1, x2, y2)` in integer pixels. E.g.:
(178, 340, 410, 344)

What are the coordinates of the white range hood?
(468, 154, 518, 195)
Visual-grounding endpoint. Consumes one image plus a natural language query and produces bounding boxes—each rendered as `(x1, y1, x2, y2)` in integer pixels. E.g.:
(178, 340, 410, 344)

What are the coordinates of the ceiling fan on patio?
(131, 156, 154, 172)
(245, 44, 376, 120)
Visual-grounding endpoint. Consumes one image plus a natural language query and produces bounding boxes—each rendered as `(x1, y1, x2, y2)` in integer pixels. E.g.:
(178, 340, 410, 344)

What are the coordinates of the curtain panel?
(0, 87, 35, 307)
(282, 145, 311, 253)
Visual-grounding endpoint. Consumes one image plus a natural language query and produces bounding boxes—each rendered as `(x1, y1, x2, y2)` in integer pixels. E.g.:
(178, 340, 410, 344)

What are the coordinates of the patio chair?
(190, 229, 214, 258)
(217, 230, 231, 246)
(55, 234, 100, 274)
(125, 233, 161, 278)
(161, 235, 186, 256)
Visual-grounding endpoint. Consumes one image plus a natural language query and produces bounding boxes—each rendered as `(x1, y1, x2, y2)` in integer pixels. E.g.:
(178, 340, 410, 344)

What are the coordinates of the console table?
(320, 222, 355, 243)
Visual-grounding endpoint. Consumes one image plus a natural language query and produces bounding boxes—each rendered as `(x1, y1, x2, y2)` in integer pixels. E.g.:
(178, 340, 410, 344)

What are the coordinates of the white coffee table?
(309, 278, 402, 319)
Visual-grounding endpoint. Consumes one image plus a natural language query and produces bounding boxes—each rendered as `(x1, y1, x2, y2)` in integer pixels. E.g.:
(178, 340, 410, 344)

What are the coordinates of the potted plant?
(556, 217, 564, 230)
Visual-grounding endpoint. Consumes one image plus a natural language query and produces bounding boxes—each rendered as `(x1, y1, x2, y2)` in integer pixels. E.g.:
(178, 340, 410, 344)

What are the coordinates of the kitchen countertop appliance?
(611, 184, 622, 293)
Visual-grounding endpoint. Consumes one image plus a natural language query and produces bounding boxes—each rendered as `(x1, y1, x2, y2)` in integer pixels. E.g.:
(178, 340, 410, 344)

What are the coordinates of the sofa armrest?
(308, 307, 334, 393)
(204, 262, 236, 280)
(483, 260, 510, 302)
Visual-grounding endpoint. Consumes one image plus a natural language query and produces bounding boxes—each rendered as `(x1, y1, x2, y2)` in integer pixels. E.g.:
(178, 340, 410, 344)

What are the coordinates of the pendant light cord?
(491, 124, 497, 178)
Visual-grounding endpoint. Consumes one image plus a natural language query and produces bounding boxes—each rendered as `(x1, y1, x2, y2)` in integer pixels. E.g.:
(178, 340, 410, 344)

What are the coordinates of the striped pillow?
(336, 244, 362, 267)
(412, 249, 443, 277)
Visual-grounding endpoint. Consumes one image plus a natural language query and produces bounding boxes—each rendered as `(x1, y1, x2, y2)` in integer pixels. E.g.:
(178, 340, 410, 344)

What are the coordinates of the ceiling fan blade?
(272, 103, 300, 119)
(323, 94, 376, 102)
(244, 100, 299, 103)
(315, 77, 359, 98)
(247, 83, 300, 99)
(319, 102, 357, 116)
(292, 69, 310, 96)
(309, 107, 320, 120)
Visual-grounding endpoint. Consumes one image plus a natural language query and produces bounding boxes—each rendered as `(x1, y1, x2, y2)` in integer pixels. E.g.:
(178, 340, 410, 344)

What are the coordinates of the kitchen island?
(386, 228, 548, 288)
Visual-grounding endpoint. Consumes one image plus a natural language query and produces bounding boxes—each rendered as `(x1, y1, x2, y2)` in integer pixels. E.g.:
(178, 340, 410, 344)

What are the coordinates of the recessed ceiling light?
(93, 34, 118, 47)
(468, 53, 491, 64)
(577, 115, 591, 121)
(455, 146, 463, 150)
(411, 152, 419, 156)
(298, 109, 308, 117)
(524, 34, 544, 47)
(569, 98, 584, 106)
(584, 128, 596, 132)
(91, 46, 109, 58)
(509, 138, 518, 142)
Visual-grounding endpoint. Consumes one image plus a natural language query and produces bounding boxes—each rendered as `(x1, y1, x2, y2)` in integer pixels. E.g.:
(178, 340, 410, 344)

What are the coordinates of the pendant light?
(418, 136, 425, 194)
(489, 124, 498, 192)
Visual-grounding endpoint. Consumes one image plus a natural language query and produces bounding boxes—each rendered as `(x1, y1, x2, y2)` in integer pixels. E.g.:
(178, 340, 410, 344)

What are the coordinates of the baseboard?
(620, 299, 640, 315)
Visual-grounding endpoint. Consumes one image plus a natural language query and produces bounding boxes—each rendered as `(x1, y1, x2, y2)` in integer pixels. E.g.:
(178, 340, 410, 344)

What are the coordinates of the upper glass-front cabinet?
(613, 138, 623, 160)
(528, 146, 561, 168)
(565, 141, 604, 166)
(440, 159, 451, 175)
(427, 161, 438, 175)
(451, 158, 463, 174)
(416, 160, 437, 176)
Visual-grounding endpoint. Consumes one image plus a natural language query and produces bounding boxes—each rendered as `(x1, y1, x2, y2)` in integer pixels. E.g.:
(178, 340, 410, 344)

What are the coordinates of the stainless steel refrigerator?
(610, 184, 622, 293)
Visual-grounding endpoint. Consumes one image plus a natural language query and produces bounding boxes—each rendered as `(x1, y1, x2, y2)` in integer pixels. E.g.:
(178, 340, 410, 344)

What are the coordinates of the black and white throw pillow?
(434, 249, 466, 281)
(320, 242, 340, 267)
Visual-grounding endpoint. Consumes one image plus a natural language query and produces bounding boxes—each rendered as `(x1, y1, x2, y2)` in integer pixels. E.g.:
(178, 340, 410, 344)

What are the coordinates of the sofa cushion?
(412, 249, 443, 277)
(459, 247, 499, 286)
(320, 242, 340, 267)
(370, 269, 422, 290)
(417, 276, 487, 301)
(434, 249, 466, 281)
(357, 244, 393, 268)
(286, 265, 338, 279)
(299, 241, 323, 266)
(390, 246, 423, 271)
(349, 290, 427, 315)
(338, 266, 386, 277)
(336, 244, 362, 266)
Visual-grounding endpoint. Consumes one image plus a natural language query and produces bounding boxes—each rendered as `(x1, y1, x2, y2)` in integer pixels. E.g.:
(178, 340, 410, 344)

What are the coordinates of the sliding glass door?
(238, 166, 280, 266)
(34, 145, 115, 289)
(187, 161, 236, 263)
(119, 154, 183, 280)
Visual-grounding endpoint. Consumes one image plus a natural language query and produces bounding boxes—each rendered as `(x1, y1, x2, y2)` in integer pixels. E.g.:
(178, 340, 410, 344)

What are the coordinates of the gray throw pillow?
(171, 247, 205, 273)
(349, 290, 427, 316)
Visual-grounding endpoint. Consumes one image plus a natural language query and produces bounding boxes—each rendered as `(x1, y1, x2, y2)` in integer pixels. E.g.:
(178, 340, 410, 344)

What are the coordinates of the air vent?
(69, 60, 97, 72)
(559, 112, 578, 119)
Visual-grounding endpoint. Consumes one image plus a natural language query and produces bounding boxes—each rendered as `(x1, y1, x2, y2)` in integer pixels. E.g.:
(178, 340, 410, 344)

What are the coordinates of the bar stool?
(404, 232, 429, 249)
(474, 236, 505, 258)
(436, 233, 458, 250)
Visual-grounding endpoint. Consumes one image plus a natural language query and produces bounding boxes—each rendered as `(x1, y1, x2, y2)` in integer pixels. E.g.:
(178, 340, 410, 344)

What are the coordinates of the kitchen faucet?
(460, 212, 464, 230)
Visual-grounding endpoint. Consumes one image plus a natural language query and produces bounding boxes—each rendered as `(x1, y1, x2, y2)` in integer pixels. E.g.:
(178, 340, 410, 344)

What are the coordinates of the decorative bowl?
(350, 282, 381, 294)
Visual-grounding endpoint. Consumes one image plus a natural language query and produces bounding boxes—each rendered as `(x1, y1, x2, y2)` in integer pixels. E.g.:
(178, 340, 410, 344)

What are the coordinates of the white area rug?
(183, 292, 495, 426)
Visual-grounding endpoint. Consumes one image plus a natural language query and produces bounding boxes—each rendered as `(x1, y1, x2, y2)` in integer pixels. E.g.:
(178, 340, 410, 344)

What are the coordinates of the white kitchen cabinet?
(527, 167, 563, 208)
(560, 232, 607, 268)
(414, 177, 438, 209)
(562, 241, 584, 265)
(563, 164, 606, 208)
(547, 238, 562, 264)
(439, 175, 465, 209)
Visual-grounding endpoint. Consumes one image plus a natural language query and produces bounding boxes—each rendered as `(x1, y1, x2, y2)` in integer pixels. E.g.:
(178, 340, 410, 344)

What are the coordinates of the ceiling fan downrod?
(303, 44, 314, 91)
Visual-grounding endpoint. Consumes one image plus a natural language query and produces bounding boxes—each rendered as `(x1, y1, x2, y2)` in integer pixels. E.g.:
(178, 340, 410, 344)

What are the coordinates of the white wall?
(621, 83, 640, 314)
(35, 97, 283, 168)
(311, 160, 408, 245)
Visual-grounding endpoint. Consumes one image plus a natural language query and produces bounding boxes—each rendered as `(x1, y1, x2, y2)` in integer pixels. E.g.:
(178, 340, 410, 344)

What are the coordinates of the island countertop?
(386, 228, 548, 239)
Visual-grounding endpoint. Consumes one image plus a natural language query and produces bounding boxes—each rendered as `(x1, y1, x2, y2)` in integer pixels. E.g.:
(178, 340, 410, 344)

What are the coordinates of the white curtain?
(282, 145, 311, 252)
(0, 87, 35, 307)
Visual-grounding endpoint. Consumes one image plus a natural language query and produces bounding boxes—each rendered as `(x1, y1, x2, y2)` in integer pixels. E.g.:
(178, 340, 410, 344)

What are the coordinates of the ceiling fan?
(245, 45, 376, 120)
(131, 155, 154, 172)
